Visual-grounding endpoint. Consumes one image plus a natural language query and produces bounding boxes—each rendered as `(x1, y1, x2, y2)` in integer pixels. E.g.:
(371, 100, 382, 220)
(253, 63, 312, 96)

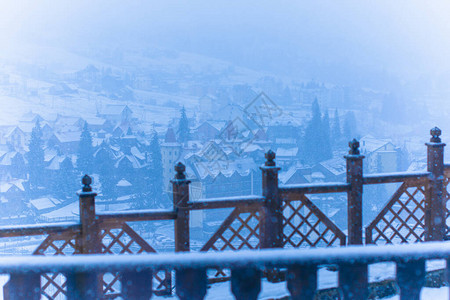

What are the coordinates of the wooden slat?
(231, 267, 261, 300)
(397, 260, 425, 300)
(363, 172, 430, 185)
(120, 269, 152, 300)
(287, 265, 317, 300)
(97, 209, 176, 223)
(175, 268, 207, 300)
(0, 222, 81, 238)
(279, 182, 350, 195)
(187, 196, 264, 210)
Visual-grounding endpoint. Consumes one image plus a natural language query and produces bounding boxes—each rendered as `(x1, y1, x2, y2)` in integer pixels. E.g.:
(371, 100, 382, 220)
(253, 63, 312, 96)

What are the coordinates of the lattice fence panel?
(444, 174, 450, 237)
(200, 207, 260, 281)
(33, 231, 81, 300)
(366, 182, 426, 245)
(282, 194, 346, 248)
(100, 222, 171, 298)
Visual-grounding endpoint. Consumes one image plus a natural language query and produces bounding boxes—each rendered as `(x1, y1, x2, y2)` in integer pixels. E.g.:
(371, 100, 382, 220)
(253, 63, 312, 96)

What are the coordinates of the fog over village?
(0, 1, 449, 299)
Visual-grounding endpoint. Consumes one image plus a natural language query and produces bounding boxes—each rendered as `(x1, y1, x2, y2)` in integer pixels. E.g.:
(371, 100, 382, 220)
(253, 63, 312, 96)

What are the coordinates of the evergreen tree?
(177, 106, 190, 143)
(343, 111, 357, 141)
(321, 110, 333, 160)
(148, 131, 165, 207)
(303, 99, 323, 164)
(77, 123, 94, 174)
(97, 145, 116, 201)
(27, 120, 45, 193)
(55, 157, 76, 200)
(281, 86, 293, 105)
(331, 109, 342, 147)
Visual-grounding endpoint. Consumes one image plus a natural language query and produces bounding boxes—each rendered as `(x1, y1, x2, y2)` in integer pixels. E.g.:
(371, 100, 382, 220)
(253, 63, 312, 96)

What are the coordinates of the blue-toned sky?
(1, 1, 450, 87)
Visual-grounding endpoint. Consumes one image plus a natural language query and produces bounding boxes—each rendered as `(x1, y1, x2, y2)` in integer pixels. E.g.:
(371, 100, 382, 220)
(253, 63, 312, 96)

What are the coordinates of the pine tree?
(27, 120, 45, 193)
(321, 110, 333, 160)
(177, 106, 190, 143)
(303, 99, 323, 164)
(56, 157, 76, 200)
(343, 111, 357, 141)
(77, 123, 94, 174)
(148, 131, 165, 207)
(98, 146, 116, 201)
(331, 109, 342, 146)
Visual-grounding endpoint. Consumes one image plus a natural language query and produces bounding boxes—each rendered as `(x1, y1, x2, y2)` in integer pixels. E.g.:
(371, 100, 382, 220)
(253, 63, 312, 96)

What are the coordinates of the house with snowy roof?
(279, 165, 311, 185)
(360, 135, 399, 173)
(0, 180, 29, 221)
(20, 111, 44, 124)
(47, 131, 81, 154)
(2, 126, 26, 151)
(188, 157, 261, 199)
(313, 157, 347, 182)
(98, 105, 133, 124)
(83, 117, 113, 133)
(192, 121, 220, 141)
(0, 151, 27, 181)
(276, 147, 299, 169)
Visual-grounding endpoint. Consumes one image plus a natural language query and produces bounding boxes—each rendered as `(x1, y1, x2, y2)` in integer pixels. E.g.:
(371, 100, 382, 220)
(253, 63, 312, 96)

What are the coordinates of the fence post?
(67, 175, 101, 299)
(172, 162, 191, 252)
(345, 139, 365, 245)
(3, 272, 40, 300)
(260, 150, 282, 249)
(425, 127, 446, 241)
(340, 139, 367, 299)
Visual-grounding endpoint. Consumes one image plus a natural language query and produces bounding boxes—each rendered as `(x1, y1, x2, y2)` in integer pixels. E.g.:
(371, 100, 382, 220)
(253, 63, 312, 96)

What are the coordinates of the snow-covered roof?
(116, 179, 132, 187)
(115, 155, 143, 169)
(0, 152, 21, 166)
(276, 147, 298, 157)
(319, 157, 346, 176)
(275, 138, 297, 145)
(4, 126, 24, 138)
(130, 147, 145, 160)
(0, 180, 25, 193)
(30, 197, 61, 211)
(84, 117, 108, 126)
(192, 157, 256, 179)
(100, 105, 132, 116)
(47, 156, 73, 170)
(52, 131, 81, 143)
(360, 135, 395, 154)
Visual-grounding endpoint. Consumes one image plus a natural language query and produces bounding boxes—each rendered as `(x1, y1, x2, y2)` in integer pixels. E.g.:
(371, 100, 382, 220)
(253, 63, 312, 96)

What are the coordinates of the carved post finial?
(82, 174, 92, 192)
(174, 162, 186, 180)
(430, 127, 442, 143)
(348, 139, 360, 155)
(265, 150, 276, 166)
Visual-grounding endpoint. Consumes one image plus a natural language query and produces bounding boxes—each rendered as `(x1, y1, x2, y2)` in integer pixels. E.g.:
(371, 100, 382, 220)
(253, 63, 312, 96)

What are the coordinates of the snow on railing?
(4, 241, 450, 299)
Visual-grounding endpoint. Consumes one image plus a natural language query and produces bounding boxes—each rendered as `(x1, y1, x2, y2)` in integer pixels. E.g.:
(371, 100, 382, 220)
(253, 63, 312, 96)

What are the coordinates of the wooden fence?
(2, 241, 450, 300)
(0, 127, 448, 299)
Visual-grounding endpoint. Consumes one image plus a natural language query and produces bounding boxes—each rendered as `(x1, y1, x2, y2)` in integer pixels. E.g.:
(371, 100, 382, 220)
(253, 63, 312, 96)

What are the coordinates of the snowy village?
(0, 1, 449, 300)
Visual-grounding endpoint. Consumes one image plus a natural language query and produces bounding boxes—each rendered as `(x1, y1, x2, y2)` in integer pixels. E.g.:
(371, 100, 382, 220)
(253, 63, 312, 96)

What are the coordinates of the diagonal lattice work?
(99, 222, 172, 297)
(444, 171, 450, 236)
(33, 231, 81, 300)
(200, 207, 260, 281)
(366, 182, 426, 245)
(282, 194, 346, 248)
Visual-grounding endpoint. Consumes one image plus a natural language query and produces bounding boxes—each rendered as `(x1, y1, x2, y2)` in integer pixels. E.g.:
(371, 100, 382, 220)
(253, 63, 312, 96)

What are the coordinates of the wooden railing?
(3, 241, 450, 300)
(0, 127, 447, 299)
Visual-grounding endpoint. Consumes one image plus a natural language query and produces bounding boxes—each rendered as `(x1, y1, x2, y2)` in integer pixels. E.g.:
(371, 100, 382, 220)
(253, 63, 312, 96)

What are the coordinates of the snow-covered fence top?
(4, 241, 450, 299)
